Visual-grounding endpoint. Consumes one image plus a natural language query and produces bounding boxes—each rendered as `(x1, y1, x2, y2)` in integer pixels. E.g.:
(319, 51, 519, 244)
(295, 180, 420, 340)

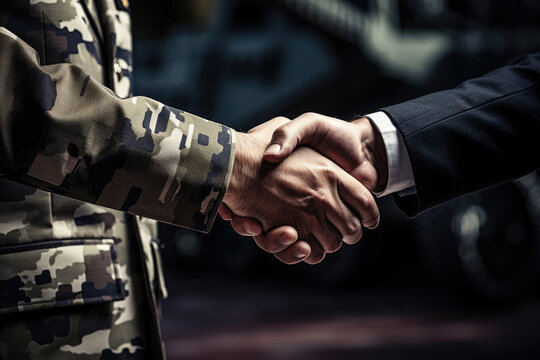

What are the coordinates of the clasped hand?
(220, 114, 388, 264)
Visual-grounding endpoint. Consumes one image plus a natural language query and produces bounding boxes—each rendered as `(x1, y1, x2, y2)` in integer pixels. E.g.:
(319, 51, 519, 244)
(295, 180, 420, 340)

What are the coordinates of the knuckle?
(319, 166, 339, 189)
(274, 116, 290, 123)
(322, 165, 336, 179)
(312, 188, 331, 207)
(365, 212, 380, 229)
(272, 125, 290, 140)
(299, 112, 316, 119)
(344, 224, 363, 245)
(358, 190, 374, 211)
(357, 192, 379, 226)
(298, 112, 323, 124)
(343, 217, 362, 237)
(320, 229, 342, 253)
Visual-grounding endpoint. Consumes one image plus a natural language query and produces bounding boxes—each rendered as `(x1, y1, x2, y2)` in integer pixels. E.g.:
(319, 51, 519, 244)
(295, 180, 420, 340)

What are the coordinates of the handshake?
(220, 113, 388, 265)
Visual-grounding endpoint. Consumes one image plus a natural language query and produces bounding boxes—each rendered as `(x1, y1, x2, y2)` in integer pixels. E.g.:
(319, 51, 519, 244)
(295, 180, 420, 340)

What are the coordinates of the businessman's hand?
(222, 117, 380, 264)
(264, 113, 388, 191)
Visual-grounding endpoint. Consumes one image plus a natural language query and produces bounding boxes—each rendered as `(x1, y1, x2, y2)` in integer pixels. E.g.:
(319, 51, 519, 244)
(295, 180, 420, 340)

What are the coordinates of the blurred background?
(131, 1, 540, 359)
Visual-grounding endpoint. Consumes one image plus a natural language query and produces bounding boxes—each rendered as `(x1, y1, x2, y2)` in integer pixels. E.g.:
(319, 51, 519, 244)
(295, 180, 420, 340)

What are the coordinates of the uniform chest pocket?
(0, 238, 125, 314)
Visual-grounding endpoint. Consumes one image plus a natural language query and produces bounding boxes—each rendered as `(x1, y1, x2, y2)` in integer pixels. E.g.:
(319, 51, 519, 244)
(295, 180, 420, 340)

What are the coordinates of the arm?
(0, 27, 233, 232)
(382, 50, 540, 215)
(0, 28, 380, 261)
(261, 51, 540, 215)
(226, 50, 540, 252)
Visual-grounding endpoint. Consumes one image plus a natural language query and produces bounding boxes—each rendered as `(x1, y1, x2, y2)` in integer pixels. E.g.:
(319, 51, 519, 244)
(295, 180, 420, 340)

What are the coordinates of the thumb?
(263, 113, 324, 163)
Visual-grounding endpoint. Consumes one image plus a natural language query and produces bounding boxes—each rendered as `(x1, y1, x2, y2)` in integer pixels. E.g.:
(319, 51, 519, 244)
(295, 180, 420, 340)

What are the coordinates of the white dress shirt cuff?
(365, 111, 416, 197)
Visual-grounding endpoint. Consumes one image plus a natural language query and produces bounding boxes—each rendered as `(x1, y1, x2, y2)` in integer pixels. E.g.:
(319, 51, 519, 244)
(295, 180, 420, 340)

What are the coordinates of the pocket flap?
(0, 238, 125, 314)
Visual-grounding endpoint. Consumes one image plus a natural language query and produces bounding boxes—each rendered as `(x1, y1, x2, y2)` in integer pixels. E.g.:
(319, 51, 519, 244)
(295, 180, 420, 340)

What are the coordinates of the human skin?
(222, 116, 382, 264)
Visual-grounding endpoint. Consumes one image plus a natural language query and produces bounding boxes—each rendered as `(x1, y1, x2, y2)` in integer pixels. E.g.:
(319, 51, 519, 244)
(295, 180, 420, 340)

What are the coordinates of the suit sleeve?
(380, 50, 540, 216)
(0, 27, 235, 233)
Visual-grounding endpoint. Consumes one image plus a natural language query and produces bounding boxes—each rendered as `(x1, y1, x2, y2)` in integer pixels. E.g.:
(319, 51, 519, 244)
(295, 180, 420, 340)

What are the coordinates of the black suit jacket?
(381, 51, 540, 216)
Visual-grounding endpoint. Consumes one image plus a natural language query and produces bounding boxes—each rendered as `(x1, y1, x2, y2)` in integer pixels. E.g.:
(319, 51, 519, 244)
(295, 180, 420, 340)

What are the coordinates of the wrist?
(352, 117, 389, 191)
(223, 132, 263, 206)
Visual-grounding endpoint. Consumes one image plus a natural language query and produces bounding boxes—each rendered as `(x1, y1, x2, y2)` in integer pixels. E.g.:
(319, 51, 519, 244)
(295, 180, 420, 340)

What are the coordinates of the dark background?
(131, 1, 540, 359)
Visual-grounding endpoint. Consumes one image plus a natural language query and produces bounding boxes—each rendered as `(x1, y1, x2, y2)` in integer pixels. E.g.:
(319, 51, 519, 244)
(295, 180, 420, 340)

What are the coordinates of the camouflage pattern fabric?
(0, 0, 236, 359)
(0, 239, 125, 314)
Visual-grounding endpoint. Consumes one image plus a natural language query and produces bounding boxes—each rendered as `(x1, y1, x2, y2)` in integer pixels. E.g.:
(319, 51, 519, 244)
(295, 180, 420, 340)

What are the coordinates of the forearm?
(0, 27, 235, 232)
(383, 51, 540, 215)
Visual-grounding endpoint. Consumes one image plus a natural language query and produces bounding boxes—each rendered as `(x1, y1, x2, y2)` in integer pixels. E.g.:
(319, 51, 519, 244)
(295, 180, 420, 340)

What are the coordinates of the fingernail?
(294, 248, 308, 259)
(265, 143, 281, 155)
(279, 233, 295, 246)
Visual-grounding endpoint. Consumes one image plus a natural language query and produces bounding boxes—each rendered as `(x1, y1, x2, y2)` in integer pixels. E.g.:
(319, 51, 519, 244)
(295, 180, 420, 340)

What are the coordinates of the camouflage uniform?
(0, 1, 235, 359)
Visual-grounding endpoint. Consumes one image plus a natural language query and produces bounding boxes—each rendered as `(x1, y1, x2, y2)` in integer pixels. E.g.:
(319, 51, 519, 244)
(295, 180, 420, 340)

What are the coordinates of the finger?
(230, 216, 263, 236)
(337, 171, 380, 230)
(218, 203, 234, 220)
(253, 226, 299, 253)
(263, 113, 327, 163)
(274, 240, 311, 264)
(303, 235, 326, 265)
(311, 217, 344, 253)
(248, 116, 290, 135)
(325, 199, 363, 246)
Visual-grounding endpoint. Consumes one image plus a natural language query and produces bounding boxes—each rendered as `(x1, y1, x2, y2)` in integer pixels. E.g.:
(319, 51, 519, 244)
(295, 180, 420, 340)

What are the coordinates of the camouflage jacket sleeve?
(0, 27, 236, 233)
